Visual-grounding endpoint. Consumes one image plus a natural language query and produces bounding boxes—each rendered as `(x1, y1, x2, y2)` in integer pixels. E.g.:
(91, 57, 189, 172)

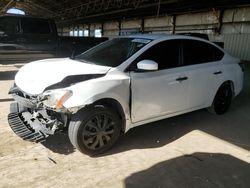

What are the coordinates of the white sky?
(7, 8, 25, 15)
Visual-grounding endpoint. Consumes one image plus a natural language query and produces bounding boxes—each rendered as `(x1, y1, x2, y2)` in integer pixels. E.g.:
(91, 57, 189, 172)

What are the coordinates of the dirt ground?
(0, 63, 249, 188)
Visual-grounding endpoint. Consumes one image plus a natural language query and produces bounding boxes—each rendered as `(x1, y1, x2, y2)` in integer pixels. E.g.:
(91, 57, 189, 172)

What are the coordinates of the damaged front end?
(8, 85, 69, 143)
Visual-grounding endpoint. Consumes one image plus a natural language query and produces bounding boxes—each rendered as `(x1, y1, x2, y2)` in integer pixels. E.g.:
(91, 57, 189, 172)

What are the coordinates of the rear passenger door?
(182, 39, 224, 109)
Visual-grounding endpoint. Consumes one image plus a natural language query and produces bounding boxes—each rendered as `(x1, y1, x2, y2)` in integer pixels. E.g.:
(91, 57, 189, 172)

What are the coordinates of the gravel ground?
(0, 63, 249, 188)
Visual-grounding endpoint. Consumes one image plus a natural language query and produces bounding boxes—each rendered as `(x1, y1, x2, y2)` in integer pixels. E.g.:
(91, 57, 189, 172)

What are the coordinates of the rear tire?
(68, 105, 121, 156)
(208, 83, 233, 115)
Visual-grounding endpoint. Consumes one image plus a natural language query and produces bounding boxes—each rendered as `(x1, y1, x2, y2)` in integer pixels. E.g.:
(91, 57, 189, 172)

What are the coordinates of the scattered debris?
(48, 157, 57, 164)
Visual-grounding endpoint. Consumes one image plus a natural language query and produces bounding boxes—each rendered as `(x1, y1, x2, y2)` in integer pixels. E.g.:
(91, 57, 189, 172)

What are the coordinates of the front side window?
(75, 38, 151, 67)
(21, 18, 51, 34)
(132, 40, 181, 70)
(182, 39, 224, 66)
(0, 17, 19, 35)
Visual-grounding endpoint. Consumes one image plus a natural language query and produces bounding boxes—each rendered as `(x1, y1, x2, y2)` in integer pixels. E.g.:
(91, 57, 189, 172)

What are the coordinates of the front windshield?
(75, 37, 152, 67)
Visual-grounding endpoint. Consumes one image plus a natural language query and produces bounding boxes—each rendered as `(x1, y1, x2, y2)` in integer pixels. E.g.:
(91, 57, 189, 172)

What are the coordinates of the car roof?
(125, 33, 209, 41)
(120, 33, 225, 52)
(127, 33, 170, 40)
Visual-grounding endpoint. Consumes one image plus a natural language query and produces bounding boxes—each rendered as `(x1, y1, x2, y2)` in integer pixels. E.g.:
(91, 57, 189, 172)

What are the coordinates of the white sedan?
(8, 34, 244, 155)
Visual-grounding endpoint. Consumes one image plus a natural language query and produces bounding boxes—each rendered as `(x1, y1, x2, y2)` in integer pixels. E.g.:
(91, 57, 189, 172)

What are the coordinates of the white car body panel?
(131, 66, 188, 123)
(64, 69, 130, 117)
(15, 58, 111, 95)
(186, 61, 222, 108)
(221, 55, 243, 96)
(12, 34, 244, 133)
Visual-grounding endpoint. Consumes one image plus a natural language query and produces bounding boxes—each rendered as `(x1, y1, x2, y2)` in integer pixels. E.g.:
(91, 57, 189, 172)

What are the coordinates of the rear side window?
(21, 18, 51, 34)
(136, 40, 180, 70)
(182, 39, 224, 65)
(0, 17, 19, 35)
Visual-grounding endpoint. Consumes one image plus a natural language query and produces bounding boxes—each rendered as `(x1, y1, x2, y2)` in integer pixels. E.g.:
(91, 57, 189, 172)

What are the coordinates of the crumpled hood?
(15, 58, 111, 95)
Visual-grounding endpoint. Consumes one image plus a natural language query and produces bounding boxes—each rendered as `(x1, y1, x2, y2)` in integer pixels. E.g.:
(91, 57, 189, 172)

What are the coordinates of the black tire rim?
(82, 113, 115, 150)
(214, 86, 232, 114)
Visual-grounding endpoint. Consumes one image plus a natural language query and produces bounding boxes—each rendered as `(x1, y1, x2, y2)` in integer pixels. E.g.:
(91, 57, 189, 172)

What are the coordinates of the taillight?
(238, 61, 245, 72)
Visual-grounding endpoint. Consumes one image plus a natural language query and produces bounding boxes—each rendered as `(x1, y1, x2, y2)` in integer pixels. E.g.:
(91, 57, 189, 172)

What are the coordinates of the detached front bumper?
(8, 101, 67, 143)
(8, 102, 47, 142)
(8, 85, 69, 143)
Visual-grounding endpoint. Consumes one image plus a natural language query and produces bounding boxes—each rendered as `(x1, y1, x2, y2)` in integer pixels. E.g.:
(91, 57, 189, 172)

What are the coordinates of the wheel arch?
(89, 98, 127, 133)
(208, 80, 234, 114)
(221, 80, 235, 97)
(212, 80, 235, 103)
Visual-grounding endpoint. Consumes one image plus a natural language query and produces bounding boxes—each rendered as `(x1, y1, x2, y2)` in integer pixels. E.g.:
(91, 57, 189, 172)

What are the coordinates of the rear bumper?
(8, 102, 47, 142)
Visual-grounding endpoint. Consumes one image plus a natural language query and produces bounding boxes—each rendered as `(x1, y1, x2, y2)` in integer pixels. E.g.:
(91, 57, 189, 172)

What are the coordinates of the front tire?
(68, 105, 121, 156)
(208, 83, 233, 115)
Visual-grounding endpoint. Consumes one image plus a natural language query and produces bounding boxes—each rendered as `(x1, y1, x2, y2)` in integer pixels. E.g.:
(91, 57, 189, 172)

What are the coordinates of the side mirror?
(0, 26, 4, 35)
(0, 27, 6, 36)
(0, 30, 5, 36)
(137, 60, 158, 71)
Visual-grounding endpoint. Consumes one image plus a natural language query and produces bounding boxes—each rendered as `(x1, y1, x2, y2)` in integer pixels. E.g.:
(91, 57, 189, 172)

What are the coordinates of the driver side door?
(130, 39, 189, 123)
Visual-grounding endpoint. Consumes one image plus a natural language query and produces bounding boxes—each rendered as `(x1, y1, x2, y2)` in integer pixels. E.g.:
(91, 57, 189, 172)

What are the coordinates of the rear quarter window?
(183, 39, 224, 66)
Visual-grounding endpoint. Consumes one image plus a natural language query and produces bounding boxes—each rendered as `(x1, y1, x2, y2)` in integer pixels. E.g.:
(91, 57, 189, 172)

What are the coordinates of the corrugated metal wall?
(223, 34, 250, 60)
(61, 6, 250, 60)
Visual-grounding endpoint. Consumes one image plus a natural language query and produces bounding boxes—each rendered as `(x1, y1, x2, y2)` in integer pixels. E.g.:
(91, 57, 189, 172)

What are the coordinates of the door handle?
(176, 76, 188, 82)
(213, 71, 222, 75)
(16, 38, 26, 42)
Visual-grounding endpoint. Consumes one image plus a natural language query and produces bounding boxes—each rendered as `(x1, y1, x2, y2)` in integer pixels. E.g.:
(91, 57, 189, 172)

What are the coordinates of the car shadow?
(101, 109, 222, 156)
(124, 152, 250, 188)
(41, 132, 75, 155)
